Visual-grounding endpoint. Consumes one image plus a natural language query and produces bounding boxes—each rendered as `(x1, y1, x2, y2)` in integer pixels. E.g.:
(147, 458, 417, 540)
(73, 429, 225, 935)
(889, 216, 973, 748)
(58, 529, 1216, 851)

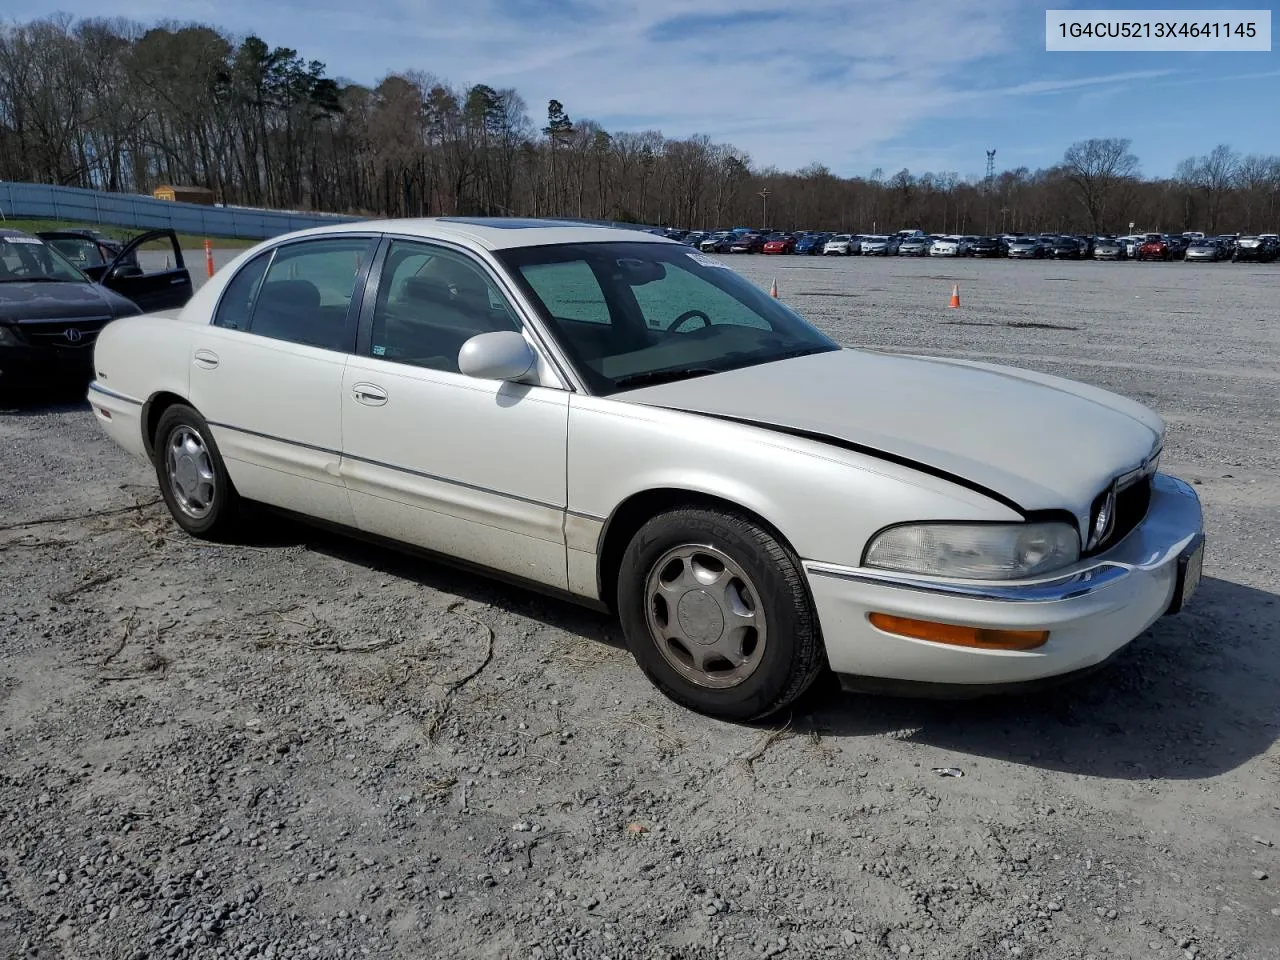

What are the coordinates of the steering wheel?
(667, 309, 711, 333)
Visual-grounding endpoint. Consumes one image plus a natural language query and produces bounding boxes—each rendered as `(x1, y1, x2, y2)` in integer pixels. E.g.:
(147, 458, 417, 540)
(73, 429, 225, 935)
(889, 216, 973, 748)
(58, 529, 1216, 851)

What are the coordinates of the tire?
(617, 507, 825, 722)
(152, 403, 241, 540)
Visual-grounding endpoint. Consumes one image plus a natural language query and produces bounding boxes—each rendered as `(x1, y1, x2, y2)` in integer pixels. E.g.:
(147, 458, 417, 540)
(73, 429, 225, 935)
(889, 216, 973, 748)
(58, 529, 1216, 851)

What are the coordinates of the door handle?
(352, 382, 388, 406)
(193, 349, 219, 369)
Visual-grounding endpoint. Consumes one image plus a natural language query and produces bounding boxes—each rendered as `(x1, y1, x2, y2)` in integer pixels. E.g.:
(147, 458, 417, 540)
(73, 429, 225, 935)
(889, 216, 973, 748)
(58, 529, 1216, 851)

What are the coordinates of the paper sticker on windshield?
(2, 236, 45, 245)
(687, 251, 729, 269)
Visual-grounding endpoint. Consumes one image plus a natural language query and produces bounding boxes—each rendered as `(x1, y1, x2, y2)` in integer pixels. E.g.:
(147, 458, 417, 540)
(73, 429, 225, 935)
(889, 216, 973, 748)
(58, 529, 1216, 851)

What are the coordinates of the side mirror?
(458, 330, 537, 382)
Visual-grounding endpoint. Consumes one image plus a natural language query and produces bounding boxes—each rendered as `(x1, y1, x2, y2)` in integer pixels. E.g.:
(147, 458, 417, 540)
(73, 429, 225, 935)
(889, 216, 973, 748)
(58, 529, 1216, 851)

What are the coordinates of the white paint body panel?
(339, 357, 569, 588)
(187, 329, 355, 527)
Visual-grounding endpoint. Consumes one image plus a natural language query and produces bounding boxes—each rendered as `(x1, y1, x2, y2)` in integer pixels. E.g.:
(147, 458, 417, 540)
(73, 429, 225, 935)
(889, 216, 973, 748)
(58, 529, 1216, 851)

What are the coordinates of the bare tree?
(1061, 138, 1140, 233)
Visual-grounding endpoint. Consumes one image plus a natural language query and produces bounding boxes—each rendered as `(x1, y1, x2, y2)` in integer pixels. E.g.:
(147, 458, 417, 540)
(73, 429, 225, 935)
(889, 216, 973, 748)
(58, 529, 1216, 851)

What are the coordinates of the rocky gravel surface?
(2, 253, 1279, 959)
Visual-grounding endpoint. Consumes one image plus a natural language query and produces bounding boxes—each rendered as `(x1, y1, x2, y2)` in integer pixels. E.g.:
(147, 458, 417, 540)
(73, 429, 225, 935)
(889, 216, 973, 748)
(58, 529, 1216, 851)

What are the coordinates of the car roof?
(0, 227, 36, 239)
(272, 217, 676, 252)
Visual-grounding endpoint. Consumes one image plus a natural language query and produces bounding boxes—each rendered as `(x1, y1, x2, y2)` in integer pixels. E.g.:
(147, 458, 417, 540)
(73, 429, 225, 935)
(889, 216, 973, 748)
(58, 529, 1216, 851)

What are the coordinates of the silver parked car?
(823, 234, 856, 255)
(860, 235, 890, 255)
(897, 236, 933, 257)
(86, 219, 1205, 721)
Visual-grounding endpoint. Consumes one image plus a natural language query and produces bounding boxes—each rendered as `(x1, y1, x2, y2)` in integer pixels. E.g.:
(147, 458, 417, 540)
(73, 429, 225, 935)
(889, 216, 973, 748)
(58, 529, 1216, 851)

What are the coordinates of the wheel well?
(596, 488, 798, 613)
(141, 391, 189, 459)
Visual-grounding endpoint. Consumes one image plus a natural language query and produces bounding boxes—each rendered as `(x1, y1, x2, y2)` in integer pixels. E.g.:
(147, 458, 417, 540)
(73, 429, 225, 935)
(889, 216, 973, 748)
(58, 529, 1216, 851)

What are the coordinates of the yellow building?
(153, 185, 215, 205)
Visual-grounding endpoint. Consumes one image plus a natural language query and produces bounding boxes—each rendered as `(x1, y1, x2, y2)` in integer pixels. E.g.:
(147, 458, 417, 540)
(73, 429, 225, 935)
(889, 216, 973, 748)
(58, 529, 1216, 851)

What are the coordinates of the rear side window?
(213, 251, 272, 331)
(246, 237, 377, 351)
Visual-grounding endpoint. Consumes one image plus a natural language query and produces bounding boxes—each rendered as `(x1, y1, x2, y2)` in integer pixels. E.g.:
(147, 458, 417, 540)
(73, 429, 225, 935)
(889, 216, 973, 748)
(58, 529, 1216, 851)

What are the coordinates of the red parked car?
(761, 233, 796, 254)
(1136, 234, 1173, 261)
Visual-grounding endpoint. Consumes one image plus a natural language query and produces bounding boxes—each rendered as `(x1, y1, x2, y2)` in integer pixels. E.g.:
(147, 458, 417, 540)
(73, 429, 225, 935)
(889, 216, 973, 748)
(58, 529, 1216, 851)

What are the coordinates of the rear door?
(188, 234, 380, 527)
(99, 230, 193, 312)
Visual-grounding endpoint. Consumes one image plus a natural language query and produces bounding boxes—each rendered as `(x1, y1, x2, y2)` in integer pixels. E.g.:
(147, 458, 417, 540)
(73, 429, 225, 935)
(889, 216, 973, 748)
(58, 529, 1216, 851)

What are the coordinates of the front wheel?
(153, 403, 241, 539)
(617, 507, 825, 721)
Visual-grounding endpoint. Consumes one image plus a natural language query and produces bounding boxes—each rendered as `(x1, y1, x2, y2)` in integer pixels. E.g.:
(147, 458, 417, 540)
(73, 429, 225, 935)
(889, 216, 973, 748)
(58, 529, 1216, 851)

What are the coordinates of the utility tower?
(984, 149, 997, 233)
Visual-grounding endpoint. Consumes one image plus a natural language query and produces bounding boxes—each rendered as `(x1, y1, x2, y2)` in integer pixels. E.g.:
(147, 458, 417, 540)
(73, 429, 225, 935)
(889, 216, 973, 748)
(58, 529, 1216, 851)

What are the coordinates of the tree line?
(2, 15, 1279, 236)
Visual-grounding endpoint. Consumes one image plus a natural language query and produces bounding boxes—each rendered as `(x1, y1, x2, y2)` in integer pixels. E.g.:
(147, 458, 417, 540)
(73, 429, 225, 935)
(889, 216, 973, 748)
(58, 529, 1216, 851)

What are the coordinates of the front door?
(99, 230, 194, 313)
(339, 238, 570, 589)
(188, 234, 379, 526)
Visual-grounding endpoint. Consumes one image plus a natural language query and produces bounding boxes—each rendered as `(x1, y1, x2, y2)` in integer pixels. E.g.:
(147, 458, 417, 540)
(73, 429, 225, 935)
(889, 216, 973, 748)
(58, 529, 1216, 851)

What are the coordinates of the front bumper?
(0, 343, 96, 386)
(804, 473, 1204, 690)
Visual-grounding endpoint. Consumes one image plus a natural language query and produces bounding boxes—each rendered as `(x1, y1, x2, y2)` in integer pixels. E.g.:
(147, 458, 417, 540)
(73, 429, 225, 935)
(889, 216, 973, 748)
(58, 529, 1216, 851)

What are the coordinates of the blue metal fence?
(0, 181, 361, 239)
(0, 181, 662, 240)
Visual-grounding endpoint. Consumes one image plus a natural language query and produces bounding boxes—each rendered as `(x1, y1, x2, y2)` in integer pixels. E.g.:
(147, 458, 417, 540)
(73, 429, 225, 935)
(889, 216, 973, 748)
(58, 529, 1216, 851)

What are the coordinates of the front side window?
(248, 237, 376, 351)
(366, 240, 519, 373)
(500, 241, 838, 395)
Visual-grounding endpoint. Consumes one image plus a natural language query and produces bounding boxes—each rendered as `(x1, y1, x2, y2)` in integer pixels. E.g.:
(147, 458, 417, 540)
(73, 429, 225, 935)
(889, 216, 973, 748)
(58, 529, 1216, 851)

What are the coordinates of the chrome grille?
(1083, 449, 1160, 556)
(20, 317, 113, 349)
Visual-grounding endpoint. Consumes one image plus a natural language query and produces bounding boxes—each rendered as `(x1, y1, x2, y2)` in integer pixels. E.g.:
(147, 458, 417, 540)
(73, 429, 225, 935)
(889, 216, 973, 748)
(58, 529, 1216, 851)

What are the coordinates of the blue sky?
(19, 0, 1280, 179)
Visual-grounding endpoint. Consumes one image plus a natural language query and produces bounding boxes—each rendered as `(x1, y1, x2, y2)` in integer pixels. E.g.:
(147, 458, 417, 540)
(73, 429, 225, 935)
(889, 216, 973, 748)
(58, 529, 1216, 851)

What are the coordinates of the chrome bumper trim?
(803, 561, 1130, 603)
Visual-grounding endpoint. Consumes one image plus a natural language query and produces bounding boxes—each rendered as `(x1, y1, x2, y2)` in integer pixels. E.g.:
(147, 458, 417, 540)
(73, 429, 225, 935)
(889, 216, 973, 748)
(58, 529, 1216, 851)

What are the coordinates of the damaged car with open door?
(0, 228, 194, 395)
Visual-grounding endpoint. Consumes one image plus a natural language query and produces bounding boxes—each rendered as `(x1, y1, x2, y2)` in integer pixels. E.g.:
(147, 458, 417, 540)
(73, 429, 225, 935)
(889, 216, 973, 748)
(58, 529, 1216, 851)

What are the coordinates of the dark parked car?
(0, 227, 192, 393)
(699, 232, 734, 253)
(35, 229, 142, 273)
(966, 236, 1006, 258)
(1212, 235, 1240, 259)
(728, 233, 766, 254)
(1006, 236, 1047, 259)
(795, 232, 830, 254)
(1232, 236, 1279, 262)
(1049, 237, 1087, 259)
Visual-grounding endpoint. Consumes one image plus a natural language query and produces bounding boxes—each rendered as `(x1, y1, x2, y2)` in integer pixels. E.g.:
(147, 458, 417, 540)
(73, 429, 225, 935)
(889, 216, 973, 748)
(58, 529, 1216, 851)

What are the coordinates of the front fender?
(567, 396, 1022, 596)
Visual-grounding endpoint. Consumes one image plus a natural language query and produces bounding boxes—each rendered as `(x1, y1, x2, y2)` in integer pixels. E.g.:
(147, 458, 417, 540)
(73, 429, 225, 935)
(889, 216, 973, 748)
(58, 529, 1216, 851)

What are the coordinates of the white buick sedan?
(88, 218, 1205, 721)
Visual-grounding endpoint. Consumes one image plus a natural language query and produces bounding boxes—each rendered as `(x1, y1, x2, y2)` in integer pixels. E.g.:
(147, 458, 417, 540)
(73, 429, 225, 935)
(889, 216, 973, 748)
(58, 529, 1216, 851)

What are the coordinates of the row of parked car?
(658, 227, 1280, 263)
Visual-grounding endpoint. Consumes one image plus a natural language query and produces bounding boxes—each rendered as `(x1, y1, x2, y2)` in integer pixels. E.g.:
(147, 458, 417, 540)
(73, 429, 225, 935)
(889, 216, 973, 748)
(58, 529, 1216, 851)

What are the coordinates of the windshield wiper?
(612, 367, 719, 390)
(0, 277, 66, 283)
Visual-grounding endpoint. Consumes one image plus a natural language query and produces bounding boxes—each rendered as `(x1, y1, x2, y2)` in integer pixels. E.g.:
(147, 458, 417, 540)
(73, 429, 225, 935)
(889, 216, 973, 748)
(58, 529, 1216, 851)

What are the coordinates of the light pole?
(758, 187, 771, 227)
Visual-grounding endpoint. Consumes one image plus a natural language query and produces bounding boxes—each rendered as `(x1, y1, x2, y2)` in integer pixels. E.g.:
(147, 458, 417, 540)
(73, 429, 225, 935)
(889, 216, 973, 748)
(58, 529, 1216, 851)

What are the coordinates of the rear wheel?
(153, 403, 240, 539)
(617, 507, 825, 722)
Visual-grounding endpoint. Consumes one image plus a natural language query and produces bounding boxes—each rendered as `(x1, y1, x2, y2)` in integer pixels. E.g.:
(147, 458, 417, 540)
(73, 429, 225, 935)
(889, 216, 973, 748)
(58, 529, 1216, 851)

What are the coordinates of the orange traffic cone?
(947, 283, 960, 308)
(770, 278, 779, 298)
(204, 238, 215, 278)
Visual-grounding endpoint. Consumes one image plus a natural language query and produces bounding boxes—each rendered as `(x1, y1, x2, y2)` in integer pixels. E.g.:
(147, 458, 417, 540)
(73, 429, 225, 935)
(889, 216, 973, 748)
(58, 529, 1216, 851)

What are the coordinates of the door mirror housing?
(458, 330, 537, 382)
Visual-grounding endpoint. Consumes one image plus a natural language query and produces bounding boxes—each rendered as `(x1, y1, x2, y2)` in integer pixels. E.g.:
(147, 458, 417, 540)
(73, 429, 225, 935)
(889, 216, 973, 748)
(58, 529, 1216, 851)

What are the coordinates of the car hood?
(618, 348, 1164, 514)
(0, 281, 138, 323)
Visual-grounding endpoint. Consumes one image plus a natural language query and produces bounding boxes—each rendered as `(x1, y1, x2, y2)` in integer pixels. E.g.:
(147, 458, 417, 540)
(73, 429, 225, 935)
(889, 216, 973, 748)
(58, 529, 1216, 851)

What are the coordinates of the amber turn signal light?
(867, 613, 1049, 651)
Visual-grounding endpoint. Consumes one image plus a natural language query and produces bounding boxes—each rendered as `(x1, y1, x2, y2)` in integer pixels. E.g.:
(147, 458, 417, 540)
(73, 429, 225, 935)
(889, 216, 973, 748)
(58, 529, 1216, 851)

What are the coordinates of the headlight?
(864, 522, 1080, 580)
(0, 325, 20, 347)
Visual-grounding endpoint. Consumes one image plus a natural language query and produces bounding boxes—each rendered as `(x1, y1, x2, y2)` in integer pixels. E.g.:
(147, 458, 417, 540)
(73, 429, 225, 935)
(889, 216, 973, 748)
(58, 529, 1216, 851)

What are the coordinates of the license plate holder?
(1166, 534, 1205, 615)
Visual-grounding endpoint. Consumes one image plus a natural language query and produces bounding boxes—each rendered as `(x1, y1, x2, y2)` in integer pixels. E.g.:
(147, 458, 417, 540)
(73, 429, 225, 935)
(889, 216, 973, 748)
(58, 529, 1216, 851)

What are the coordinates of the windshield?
(0, 236, 87, 283)
(498, 241, 839, 396)
(42, 236, 109, 268)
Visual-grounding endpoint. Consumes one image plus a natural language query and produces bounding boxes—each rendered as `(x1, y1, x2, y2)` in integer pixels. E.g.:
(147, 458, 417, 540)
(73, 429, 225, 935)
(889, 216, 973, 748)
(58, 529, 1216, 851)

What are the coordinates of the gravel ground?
(2, 251, 1279, 960)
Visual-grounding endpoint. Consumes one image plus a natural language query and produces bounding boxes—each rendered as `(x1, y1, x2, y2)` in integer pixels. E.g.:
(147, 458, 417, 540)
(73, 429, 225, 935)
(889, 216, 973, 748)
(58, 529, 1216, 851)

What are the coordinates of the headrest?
(258, 279, 321, 311)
